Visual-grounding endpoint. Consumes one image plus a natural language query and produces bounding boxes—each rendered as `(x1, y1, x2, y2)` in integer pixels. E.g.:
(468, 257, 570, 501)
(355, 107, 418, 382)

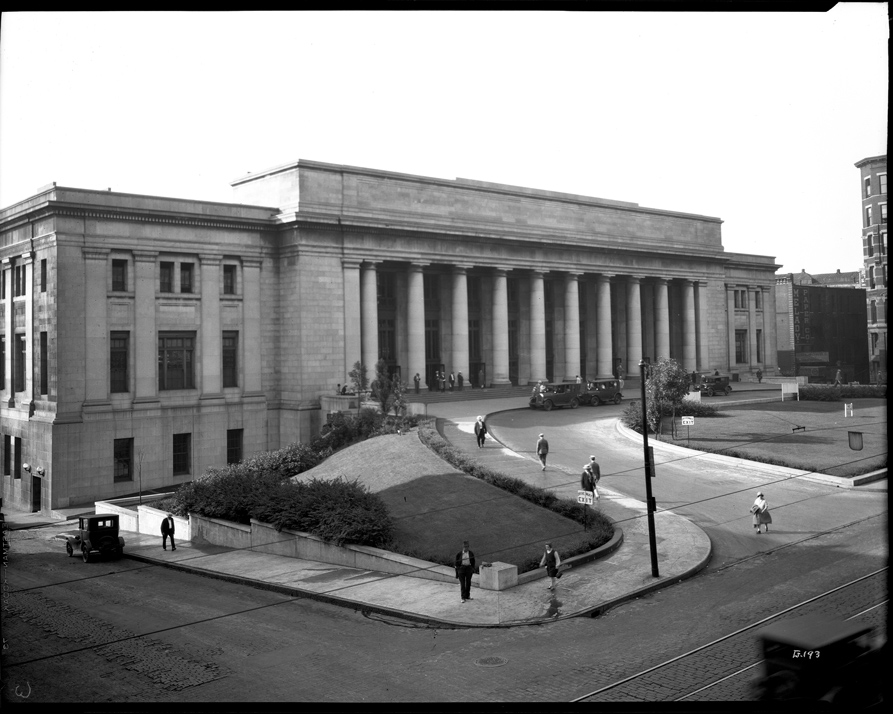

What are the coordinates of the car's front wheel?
(81, 545, 91, 563)
(707, 389, 715, 397)
(590, 396, 601, 406)
(570, 398, 579, 409)
(723, 387, 731, 396)
(613, 393, 622, 405)
(66, 542, 73, 557)
(543, 400, 554, 411)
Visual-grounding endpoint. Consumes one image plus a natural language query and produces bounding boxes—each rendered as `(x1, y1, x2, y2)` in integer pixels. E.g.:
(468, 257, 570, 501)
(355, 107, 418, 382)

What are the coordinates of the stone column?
(200, 254, 222, 397)
(491, 268, 510, 385)
(614, 282, 627, 374)
(407, 263, 427, 387)
(763, 286, 777, 373)
(242, 257, 263, 394)
(655, 278, 670, 361)
(83, 248, 110, 404)
(584, 276, 598, 378)
(626, 276, 643, 367)
(2, 259, 11, 399)
(451, 265, 470, 383)
(697, 280, 710, 371)
(563, 272, 581, 381)
(727, 285, 737, 369)
(133, 251, 158, 402)
(642, 281, 655, 363)
(748, 286, 758, 369)
(596, 274, 614, 378)
(360, 262, 380, 379)
(529, 270, 547, 383)
(342, 259, 362, 382)
(682, 279, 697, 371)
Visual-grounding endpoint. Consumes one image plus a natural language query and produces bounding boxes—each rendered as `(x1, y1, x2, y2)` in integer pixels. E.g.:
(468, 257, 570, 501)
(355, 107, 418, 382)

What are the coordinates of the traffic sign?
(577, 490, 594, 505)
(681, 416, 694, 426)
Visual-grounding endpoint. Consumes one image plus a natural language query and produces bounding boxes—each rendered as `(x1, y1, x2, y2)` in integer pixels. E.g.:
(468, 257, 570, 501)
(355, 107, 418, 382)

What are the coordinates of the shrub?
(621, 400, 717, 434)
(798, 384, 886, 402)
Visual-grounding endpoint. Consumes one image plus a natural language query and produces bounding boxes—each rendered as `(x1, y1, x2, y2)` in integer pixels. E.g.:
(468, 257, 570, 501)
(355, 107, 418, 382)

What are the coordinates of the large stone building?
(1, 160, 779, 512)
(855, 155, 887, 383)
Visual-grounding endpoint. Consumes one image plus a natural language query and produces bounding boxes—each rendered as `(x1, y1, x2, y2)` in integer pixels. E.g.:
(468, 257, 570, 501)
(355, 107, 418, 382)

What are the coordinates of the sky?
(0, 7, 887, 276)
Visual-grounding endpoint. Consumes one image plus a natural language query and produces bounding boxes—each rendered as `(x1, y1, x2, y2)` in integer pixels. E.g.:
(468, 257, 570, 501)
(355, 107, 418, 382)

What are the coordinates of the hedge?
(621, 400, 718, 435)
(798, 384, 886, 401)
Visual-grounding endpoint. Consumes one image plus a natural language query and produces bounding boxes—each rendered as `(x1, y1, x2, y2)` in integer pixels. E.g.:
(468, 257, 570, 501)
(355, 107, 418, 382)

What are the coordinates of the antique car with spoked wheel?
(57, 514, 125, 562)
(529, 382, 585, 411)
(693, 374, 732, 397)
(581, 378, 623, 406)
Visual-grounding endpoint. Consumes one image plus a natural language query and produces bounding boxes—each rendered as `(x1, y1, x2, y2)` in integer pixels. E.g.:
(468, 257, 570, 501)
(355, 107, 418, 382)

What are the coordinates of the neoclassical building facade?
(1, 160, 779, 512)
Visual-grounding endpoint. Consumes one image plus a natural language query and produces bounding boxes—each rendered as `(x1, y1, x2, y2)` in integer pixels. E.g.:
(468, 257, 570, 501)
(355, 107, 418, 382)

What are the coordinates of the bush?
(799, 384, 886, 402)
(417, 420, 613, 536)
(621, 400, 717, 434)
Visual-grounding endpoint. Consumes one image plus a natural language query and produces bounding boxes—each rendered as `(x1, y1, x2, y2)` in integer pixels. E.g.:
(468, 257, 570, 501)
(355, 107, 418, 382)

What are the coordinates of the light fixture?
(22, 463, 31, 473)
(36, 466, 46, 476)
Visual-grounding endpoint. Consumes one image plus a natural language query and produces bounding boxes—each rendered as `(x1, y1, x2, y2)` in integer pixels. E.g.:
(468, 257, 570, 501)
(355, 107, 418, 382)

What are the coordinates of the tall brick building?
(855, 154, 887, 383)
(1, 160, 780, 512)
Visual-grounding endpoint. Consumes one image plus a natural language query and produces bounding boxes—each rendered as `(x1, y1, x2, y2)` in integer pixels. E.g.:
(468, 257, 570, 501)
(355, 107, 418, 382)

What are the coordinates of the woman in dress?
(752, 491, 772, 534)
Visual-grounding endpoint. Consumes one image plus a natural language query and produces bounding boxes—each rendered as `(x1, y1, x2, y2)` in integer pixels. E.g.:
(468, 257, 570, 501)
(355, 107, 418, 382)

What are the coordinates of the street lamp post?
(639, 359, 660, 578)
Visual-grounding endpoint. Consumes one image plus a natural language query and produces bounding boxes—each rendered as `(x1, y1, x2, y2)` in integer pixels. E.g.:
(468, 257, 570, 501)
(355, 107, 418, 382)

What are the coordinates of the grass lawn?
(666, 398, 887, 477)
(295, 433, 603, 571)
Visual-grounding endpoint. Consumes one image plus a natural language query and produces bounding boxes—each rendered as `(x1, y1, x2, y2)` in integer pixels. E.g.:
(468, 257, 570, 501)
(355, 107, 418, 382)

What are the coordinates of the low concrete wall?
(94, 494, 171, 534)
(516, 527, 625, 586)
(191, 514, 251, 549)
(137, 504, 191, 541)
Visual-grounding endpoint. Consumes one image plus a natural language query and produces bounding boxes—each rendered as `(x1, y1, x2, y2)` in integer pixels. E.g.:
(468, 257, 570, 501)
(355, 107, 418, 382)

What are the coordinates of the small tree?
(372, 359, 395, 414)
(348, 361, 369, 414)
(645, 358, 691, 439)
(390, 378, 408, 417)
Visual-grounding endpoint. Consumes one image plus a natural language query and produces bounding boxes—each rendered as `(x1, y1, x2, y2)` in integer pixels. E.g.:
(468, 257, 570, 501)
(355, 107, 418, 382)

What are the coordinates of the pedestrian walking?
(536, 433, 549, 471)
(449, 372, 455, 391)
(479, 368, 485, 389)
(454, 540, 476, 602)
(575, 375, 582, 384)
(336, 383, 341, 395)
(617, 361, 625, 389)
(582, 455, 601, 501)
(414, 373, 421, 394)
(691, 370, 698, 385)
(539, 542, 562, 590)
(833, 368, 844, 386)
(751, 491, 772, 534)
(756, 369, 763, 383)
(440, 372, 446, 393)
(474, 415, 488, 448)
(161, 513, 176, 551)
(457, 371, 464, 390)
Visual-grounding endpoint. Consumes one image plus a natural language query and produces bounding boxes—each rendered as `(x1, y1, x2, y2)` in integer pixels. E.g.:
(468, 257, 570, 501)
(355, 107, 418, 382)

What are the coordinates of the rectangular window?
(0, 336, 5, 391)
(158, 332, 195, 390)
(865, 177, 871, 198)
(868, 234, 875, 257)
(40, 259, 47, 292)
(226, 429, 243, 465)
(377, 318, 396, 362)
(180, 263, 194, 294)
(1, 269, 5, 299)
(866, 206, 872, 227)
(881, 232, 887, 256)
(114, 438, 133, 482)
(173, 433, 191, 475)
(14, 437, 22, 479)
(222, 331, 238, 388)
(468, 319, 481, 360)
(880, 173, 887, 195)
(3, 435, 10, 476)
(881, 203, 887, 225)
(424, 319, 440, 361)
(755, 290, 762, 310)
(40, 331, 48, 395)
(14, 334, 25, 392)
(756, 329, 763, 363)
(110, 331, 129, 393)
(223, 264, 236, 295)
(160, 262, 174, 293)
(735, 330, 748, 364)
(14, 265, 26, 297)
(112, 259, 127, 291)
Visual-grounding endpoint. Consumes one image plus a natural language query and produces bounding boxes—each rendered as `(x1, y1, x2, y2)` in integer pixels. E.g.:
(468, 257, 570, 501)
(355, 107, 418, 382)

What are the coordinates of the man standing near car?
(161, 513, 176, 551)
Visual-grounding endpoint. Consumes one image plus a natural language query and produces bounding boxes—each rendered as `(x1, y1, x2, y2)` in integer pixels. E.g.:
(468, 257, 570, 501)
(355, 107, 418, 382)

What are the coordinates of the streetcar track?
(570, 567, 888, 702)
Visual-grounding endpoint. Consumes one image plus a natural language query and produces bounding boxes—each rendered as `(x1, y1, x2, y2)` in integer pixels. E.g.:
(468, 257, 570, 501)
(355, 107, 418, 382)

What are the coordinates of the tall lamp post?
(639, 359, 660, 577)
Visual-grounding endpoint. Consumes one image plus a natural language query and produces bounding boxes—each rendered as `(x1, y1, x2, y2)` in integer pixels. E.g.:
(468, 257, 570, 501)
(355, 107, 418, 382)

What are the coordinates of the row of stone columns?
(349, 262, 711, 387)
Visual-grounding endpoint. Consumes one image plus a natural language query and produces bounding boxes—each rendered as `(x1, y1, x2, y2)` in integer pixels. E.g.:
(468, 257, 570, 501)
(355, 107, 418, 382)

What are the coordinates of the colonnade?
(345, 261, 736, 388)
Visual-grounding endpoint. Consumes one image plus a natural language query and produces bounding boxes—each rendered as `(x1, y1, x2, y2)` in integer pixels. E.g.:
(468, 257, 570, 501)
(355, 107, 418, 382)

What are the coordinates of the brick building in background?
(855, 155, 887, 383)
(1, 160, 779, 512)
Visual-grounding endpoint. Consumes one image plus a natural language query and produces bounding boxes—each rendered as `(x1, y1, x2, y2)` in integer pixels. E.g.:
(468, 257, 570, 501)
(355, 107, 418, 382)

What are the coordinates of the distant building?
(788, 268, 861, 289)
(775, 274, 870, 383)
(855, 155, 887, 383)
(1, 160, 780, 513)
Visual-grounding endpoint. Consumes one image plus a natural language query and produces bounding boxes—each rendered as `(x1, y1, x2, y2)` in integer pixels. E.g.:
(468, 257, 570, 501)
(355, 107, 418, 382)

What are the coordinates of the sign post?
(639, 359, 660, 578)
(682, 416, 694, 445)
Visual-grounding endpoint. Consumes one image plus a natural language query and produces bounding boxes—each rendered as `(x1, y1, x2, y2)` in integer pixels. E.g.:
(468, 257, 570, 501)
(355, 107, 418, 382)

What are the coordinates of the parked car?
(582, 378, 623, 406)
(693, 374, 732, 396)
(57, 514, 125, 562)
(529, 382, 585, 411)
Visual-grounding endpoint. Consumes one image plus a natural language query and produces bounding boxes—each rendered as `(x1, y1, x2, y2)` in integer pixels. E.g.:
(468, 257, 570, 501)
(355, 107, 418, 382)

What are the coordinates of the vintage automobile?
(529, 382, 585, 411)
(58, 514, 125, 562)
(581, 378, 623, 406)
(753, 614, 885, 706)
(692, 374, 732, 397)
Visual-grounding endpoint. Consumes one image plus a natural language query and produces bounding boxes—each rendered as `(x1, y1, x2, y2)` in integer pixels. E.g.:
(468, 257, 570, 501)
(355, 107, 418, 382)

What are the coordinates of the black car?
(581, 378, 623, 406)
(59, 514, 125, 562)
(529, 382, 585, 411)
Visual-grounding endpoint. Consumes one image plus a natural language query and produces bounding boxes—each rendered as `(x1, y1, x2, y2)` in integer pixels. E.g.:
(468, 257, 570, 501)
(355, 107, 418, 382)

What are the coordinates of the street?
(2, 405, 886, 703)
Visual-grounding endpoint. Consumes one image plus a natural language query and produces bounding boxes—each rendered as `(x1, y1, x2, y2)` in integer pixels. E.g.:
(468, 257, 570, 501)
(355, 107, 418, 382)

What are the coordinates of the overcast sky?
(0, 7, 887, 275)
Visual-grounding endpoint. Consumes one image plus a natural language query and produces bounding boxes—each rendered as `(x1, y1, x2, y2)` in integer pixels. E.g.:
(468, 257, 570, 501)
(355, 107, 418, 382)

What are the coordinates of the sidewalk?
(6, 395, 718, 628)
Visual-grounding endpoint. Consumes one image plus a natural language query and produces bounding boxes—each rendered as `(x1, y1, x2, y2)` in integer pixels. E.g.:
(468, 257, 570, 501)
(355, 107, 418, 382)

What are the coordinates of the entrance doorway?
(31, 475, 42, 513)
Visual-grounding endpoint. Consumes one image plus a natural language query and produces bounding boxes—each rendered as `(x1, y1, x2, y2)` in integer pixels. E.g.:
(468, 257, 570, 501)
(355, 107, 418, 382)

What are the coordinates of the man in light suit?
(161, 513, 177, 551)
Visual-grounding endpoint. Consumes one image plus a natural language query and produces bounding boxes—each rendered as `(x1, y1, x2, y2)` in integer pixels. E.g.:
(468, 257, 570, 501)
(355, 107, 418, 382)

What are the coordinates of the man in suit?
(454, 541, 476, 603)
(536, 433, 549, 471)
(161, 513, 177, 551)
(582, 456, 601, 502)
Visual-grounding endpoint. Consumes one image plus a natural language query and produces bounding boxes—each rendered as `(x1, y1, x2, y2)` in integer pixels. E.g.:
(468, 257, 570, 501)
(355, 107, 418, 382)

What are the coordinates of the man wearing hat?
(751, 491, 771, 534)
(536, 433, 549, 471)
(454, 540, 476, 603)
(581, 456, 601, 501)
(474, 415, 488, 448)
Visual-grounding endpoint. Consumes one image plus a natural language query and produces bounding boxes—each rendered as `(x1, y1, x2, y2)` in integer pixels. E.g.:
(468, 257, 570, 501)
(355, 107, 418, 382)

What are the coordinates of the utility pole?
(639, 359, 660, 577)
